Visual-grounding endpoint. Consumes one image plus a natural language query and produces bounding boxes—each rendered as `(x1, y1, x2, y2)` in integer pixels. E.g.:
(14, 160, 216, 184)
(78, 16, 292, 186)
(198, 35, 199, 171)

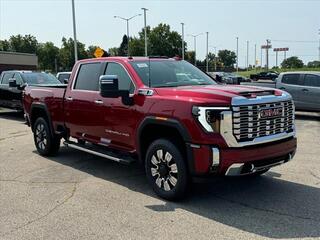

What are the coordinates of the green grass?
(235, 67, 320, 78)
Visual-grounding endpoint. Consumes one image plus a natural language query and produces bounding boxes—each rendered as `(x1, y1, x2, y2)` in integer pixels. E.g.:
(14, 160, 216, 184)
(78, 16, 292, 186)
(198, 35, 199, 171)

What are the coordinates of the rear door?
(277, 73, 304, 109)
(64, 62, 104, 143)
(301, 74, 320, 111)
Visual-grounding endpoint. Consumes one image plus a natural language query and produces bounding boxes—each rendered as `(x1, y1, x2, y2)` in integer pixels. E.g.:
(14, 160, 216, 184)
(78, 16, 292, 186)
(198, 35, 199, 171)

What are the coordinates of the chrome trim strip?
(231, 92, 292, 106)
(64, 141, 121, 162)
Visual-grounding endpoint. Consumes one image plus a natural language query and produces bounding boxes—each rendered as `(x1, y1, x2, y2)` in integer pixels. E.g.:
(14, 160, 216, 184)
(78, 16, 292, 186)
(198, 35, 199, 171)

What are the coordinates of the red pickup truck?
(23, 57, 297, 200)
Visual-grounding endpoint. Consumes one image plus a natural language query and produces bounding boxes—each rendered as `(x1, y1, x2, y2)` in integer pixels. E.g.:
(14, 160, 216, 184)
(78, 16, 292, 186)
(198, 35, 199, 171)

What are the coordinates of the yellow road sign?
(94, 47, 104, 58)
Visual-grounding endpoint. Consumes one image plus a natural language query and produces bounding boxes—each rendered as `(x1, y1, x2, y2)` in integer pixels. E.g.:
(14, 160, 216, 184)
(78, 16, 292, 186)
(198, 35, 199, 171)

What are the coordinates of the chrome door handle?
(66, 97, 73, 101)
(94, 100, 103, 104)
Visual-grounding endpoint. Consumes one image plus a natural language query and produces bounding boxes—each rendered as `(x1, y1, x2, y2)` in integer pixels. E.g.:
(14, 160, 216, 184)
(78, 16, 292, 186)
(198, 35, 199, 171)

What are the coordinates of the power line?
(271, 39, 318, 43)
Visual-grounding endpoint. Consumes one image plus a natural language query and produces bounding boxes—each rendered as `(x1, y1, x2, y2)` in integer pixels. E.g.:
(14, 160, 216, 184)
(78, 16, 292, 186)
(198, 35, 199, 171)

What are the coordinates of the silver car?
(277, 72, 320, 112)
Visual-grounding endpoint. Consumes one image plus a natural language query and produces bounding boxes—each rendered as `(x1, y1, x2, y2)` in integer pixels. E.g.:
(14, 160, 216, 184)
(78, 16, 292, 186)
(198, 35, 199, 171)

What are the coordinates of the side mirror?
(99, 75, 121, 98)
(63, 79, 69, 84)
(99, 75, 134, 105)
(9, 79, 18, 88)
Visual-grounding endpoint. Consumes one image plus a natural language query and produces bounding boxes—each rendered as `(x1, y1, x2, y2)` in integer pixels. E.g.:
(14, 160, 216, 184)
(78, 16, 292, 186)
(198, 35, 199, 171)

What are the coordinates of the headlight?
(192, 106, 230, 133)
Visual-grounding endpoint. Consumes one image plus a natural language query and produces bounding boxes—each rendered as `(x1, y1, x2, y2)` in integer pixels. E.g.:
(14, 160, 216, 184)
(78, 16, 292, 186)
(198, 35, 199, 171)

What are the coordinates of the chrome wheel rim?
(35, 123, 47, 150)
(150, 149, 178, 191)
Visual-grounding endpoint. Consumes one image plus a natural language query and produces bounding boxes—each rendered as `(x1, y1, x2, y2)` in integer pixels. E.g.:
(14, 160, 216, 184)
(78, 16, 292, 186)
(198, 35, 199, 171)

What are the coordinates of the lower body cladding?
(187, 137, 297, 177)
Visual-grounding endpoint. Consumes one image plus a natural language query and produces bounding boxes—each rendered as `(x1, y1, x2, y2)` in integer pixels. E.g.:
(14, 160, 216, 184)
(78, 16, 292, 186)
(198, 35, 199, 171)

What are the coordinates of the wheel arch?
(30, 103, 54, 137)
(137, 117, 193, 170)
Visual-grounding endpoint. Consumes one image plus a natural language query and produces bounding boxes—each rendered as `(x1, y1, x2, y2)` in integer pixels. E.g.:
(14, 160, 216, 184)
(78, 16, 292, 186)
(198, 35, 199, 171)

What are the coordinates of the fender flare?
(30, 103, 55, 137)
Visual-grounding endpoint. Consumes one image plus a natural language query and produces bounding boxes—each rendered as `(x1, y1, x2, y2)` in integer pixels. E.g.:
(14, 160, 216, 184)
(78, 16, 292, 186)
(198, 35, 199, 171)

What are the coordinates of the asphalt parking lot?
(0, 110, 319, 240)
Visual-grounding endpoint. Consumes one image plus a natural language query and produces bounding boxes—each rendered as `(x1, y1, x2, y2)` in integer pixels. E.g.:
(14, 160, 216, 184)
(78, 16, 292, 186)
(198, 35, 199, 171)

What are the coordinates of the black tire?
(145, 139, 188, 201)
(33, 117, 60, 156)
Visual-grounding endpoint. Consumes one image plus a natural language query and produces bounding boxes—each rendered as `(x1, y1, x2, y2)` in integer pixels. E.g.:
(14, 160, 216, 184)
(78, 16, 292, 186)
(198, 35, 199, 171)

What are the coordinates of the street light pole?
(114, 14, 141, 56)
(254, 43, 257, 69)
(141, 8, 148, 57)
(71, 0, 78, 62)
(188, 33, 203, 67)
(213, 46, 217, 71)
(246, 40, 249, 71)
(206, 32, 209, 72)
(181, 23, 185, 60)
(236, 37, 239, 72)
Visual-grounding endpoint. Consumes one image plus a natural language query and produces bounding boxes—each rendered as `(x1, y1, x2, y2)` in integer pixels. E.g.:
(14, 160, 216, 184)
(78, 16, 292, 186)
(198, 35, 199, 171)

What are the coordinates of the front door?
(301, 74, 320, 111)
(98, 61, 137, 152)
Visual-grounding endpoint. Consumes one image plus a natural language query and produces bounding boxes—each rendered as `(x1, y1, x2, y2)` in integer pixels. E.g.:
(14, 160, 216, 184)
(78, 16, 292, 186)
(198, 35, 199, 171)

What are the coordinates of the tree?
(37, 42, 59, 71)
(108, 47, 119, 56)
(281, 56, 304, 68)
(185, 51, 195, 64)
(118, 35, 128, 56)
(129, 37, 145, 56)
(307, 60, 320, 68)
(9, 34, 38, 53)
(218, 50, 236, 68)
(0, 40, 10, 51)
(59, 37, 88, 70)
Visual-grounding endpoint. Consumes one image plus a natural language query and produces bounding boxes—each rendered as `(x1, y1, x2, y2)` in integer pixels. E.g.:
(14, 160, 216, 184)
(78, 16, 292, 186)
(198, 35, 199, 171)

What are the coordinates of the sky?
(0, 0, 319, 68)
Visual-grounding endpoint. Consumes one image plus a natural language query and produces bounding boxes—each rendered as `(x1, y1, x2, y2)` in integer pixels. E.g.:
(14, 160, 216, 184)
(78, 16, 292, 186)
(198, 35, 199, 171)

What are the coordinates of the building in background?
(0, 51, 38, 74)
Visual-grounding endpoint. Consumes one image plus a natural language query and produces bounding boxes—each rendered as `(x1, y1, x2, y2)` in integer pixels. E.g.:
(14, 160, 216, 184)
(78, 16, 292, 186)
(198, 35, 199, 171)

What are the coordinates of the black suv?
(0, 71, 61, 110)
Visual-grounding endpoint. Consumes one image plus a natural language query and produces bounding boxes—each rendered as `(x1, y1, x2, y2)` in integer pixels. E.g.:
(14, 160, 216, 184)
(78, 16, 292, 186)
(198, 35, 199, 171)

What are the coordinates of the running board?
(63, 141, 136, 165)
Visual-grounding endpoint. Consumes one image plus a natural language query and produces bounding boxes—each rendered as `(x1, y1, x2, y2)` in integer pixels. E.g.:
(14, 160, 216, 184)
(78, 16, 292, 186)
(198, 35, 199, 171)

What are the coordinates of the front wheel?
(145, 139, 188, 201)
(33, 117, 60, 156)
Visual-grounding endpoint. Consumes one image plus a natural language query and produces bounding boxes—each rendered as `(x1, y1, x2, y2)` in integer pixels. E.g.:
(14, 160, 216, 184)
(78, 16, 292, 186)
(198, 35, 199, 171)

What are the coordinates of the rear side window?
(14, 73, 24, 84)
(74, 63, 101, 91)
(282, 74, 301, 85)
(1, 73, 14, 84)
(304, 74, 320, 87)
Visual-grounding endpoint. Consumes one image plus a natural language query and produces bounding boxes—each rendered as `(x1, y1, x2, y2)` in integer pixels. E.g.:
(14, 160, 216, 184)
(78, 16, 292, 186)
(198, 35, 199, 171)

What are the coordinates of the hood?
(154, 84, 281, 105)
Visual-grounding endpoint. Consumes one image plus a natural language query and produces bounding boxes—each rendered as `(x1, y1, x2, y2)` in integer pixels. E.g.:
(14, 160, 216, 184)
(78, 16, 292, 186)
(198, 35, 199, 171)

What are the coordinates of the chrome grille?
(232, 101, 294, 142)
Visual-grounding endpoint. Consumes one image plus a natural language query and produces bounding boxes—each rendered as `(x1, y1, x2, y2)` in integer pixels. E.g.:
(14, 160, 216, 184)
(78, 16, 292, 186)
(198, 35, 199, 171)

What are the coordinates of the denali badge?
(259, 107, 282, 118)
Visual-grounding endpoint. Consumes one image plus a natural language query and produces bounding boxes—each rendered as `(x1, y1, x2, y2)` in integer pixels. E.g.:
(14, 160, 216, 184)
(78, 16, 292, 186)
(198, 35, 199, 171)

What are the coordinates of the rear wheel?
(145, 139, 188, 201)
(33, 117, 60, 156)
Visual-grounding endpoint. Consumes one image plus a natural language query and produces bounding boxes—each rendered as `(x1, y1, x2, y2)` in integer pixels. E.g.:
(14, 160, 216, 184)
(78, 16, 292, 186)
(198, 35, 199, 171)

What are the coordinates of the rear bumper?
(188, 137, 297, 176)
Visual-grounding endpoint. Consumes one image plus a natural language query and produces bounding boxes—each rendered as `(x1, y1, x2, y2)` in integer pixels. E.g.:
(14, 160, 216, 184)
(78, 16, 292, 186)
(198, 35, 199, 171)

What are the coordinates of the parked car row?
(241, 71, 320, 112)
(250, 71, 279, 81)
(208, 72, 250, 84)
(0, 70, 63, 110)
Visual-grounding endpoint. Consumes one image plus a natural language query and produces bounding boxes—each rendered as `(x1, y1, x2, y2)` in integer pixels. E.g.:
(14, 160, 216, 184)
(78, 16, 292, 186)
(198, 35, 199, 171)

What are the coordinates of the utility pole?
(276, 51, 278, 67)
(246, 40, 249, 71)
(206, 32, 209, 72)
(141, 8, 148, 57)
(181, 23, 185, 60)
(214, 47, 217, 71)
(266, 39, 271, 70)
(260, 47, 263, 68)
(236, 37, 239, 72)
(71, 0, 78, 62)
(318, 29, 320, 61)
(254, 44, 257, 70)
(114, 14, 141, 56)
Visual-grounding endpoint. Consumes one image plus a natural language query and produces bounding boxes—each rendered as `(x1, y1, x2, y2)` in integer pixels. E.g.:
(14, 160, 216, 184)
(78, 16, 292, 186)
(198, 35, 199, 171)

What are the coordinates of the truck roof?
(279, 71, 320, 75)
(77, 56, 180, 64)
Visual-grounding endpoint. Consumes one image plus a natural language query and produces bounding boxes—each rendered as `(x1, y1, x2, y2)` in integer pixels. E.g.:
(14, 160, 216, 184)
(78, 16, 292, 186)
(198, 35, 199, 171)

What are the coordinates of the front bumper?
(188, 136, 297, 176)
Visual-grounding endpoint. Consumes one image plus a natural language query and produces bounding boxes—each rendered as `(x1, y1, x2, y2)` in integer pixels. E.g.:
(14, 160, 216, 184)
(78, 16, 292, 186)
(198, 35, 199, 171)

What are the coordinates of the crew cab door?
(64, 62, 105, 143)
(98, 61, 137, 152)
(277, 73, 304, 109)
(301, 74, 320, 111)
(0, 72, 14, 108)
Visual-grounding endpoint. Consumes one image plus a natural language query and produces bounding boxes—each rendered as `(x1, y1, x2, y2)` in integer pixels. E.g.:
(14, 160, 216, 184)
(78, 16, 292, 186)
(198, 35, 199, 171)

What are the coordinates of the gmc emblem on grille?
(259, 108, 282, 118)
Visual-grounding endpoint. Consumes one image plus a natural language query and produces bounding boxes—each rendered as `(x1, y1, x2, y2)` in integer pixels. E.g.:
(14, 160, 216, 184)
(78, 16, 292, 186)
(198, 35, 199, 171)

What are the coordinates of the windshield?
(130, 60, 216, 87)
(22, 73, 61, 85)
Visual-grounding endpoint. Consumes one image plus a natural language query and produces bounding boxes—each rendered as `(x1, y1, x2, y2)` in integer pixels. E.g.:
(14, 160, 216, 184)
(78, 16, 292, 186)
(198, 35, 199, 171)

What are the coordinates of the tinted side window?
(1, 73, 14, 84)
(58, 74, 70, 83)
(74, 63, 101, 91)
(304, 74, 320, 87)
(14, 73, 24, 84)
(282, 74, 301, 85)
(104, 62, 134, 93)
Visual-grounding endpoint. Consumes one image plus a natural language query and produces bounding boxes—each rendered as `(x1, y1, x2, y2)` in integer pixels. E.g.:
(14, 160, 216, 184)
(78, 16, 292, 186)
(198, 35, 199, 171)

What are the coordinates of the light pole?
(181, 23, 185, 60)
(206, 32, 209, 72)
(141, 8, 148, 56)
(236, 37, 239, 72)
(246, 40, 249, 71)
(213, 46, 217, 71)
(254, 43, 257, 70)
(71, 0, 78, 62)
(114, 14, 141, 56)
(318, 29, 320, 61)
(188, 33, 203, 66)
